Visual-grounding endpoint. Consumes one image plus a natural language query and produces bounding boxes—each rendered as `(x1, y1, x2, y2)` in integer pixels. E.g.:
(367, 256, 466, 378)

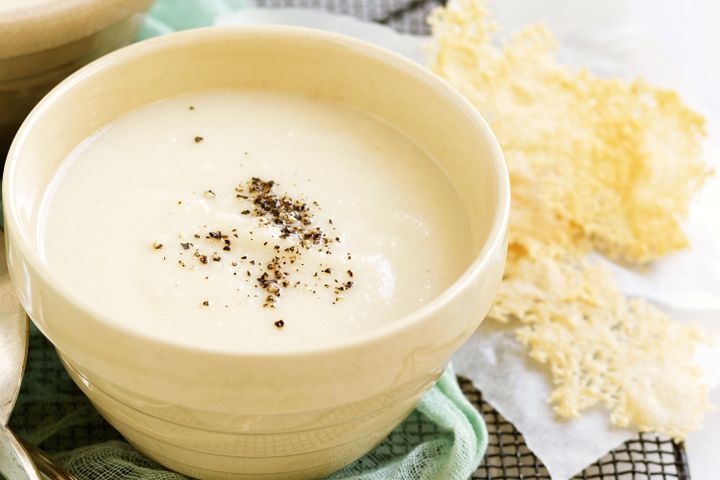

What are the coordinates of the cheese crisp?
(429, 0, 711, 264)
(494, 256, 710, 439)
(429, 0, 713, 438)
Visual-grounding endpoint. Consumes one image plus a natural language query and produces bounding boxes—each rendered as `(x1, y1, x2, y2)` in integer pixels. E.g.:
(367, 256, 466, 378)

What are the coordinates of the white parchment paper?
(453, 323, 636, 480)
(218, 3, 720, 478)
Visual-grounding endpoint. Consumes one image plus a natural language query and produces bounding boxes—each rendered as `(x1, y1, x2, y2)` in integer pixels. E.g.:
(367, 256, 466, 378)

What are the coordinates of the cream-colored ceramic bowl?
(2, 27, 509, 479)
(0, 0, 153, 151)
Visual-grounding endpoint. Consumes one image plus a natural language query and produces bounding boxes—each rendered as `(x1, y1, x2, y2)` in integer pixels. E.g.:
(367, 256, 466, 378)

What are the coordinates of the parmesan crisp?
(429, 0, 713, 438)
(429, 0, 710, 263)
(494, 256, 710, 439)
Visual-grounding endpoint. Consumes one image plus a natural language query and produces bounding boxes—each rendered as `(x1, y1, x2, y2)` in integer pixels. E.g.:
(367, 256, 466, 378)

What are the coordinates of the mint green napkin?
(11, 327, 487, 480)
(139, 0, 255, 38)
(8, 1, 488, 479)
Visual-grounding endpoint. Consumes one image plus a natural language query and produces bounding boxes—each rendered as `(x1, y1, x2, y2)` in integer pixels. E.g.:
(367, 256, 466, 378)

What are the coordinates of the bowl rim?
(3, 25, 510, 358)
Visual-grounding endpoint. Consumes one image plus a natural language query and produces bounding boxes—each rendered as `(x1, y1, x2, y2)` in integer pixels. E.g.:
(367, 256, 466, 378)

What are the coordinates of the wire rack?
(11, 326, 691, 480)
(458, 378, 690, 480)
(251, 1, 693, 478)
(255, 0, 441, 33)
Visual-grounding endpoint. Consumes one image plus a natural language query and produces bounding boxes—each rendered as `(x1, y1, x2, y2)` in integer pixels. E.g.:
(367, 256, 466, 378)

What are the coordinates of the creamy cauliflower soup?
(38, 90, 472, 351)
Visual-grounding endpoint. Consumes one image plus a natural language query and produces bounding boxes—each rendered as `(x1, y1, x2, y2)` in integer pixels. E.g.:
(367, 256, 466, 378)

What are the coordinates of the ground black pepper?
(151, 177, 355, 317)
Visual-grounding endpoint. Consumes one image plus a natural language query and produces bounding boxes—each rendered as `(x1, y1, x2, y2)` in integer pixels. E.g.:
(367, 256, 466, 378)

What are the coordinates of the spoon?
(0, 230, 76, 480)
(0, 230, 41, 479)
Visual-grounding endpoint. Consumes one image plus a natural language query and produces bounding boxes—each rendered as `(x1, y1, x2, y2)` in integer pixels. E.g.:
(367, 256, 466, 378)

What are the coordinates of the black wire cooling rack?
(458, 378, 690, 480)
(252, 1, 693, 478)
(255, 0, 442, 33)
(10, 328, 691, 480)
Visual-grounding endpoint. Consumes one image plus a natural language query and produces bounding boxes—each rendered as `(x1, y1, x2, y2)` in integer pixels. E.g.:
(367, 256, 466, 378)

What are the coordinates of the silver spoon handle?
(0, 424, 42, 480)
(22, 442, 79, 480)
(0, 424, 78, 480)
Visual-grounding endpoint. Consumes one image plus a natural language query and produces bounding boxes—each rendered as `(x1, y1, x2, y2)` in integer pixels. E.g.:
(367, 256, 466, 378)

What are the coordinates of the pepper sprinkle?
(152, 177, 355, 330)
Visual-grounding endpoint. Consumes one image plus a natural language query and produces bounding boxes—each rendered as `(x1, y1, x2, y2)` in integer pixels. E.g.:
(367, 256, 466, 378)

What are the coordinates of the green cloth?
(139, 0, 254, 38)
(10, 326, 487, 479)
(6, 1, 488, 478)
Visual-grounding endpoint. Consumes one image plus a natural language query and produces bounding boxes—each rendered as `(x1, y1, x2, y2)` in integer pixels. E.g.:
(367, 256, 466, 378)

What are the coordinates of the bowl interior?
(4, 26, 506, 343)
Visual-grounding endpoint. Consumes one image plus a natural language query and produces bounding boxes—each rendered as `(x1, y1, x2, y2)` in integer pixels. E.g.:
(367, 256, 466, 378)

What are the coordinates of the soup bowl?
(2, 27, 509, 479)
(0, 0, 153, 152)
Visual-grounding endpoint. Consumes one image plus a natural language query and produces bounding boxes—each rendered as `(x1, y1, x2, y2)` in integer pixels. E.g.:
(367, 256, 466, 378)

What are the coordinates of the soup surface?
(39, 90, 472, 351)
